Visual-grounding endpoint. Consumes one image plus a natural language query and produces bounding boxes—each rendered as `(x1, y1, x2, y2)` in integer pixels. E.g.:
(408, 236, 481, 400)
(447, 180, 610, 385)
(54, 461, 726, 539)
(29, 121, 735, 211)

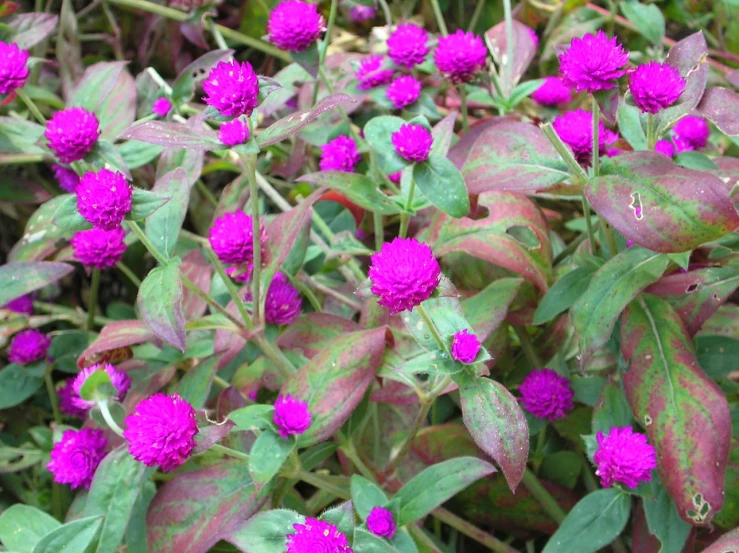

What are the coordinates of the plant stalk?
(459, 85, 469, 133)
(428, 0, 448, 35)
(502, 0, 514, 94)
(398, 178, 416, 239)
(591, 95, 600, 177)
(99, 400, 125, 437)
(86, 269, 101, 331)
(646, 112, 656, 150)
(209, 442, 251, 462)
(15, 88, 46, 124)
(44, 365, 62, 425)
(521, 467, 567, 524)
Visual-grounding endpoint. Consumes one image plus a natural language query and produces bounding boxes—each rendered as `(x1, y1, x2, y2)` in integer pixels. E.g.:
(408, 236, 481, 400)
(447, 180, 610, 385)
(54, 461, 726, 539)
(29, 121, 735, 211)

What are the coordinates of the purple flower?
(268, 0, 325, 52)
(45, 108, 101, 164)
(356, 55, 394, 90)
(672, 134, 693, 154)
(76, 169, 132, 230)
(152, 97, 173, 117)
(286, 518, 352, 553)
(594, 426, 657, 488)
(519, 368, 574, 421)
(0, 41, 29, 95)
(451, 329, 481, 364)
(71, 227, 127, 270)
(202, 60, 260, 118)
(654, 139, 674, 158)
(434, 30, 488, 84)
(47, 428, 107, 490)
(265, 273, 302, 325)
(387, 171, 401, 184)
(219, 118, 250, 146)
(3, 294, 34, 315)
(209, 211, 266, 265)
(349, 4, 376, 22)
(71, 363, 131, 411)
(386, 75, 422, 110)
(673, 115, 710, 150)
(391, 123, 432, 163)
(531, 77, 572, 106)
(526, 26, 539, 49)
(320, 135, 361, 172)
(124, 393, 199, 472)
(58, 380, 87, 418)
(559, 30, 629, 93)
(367, 507, 396, 539)
(368, 237, 441, 314)
(7, 329, 51, 365)
(552, 109, 607, 165)
(52, 164, 80, 193)
(226, 264, 253, 283)
(273, 394, 312, 439)
(629, 61, 685, 114)
(387, 24, 429, 68)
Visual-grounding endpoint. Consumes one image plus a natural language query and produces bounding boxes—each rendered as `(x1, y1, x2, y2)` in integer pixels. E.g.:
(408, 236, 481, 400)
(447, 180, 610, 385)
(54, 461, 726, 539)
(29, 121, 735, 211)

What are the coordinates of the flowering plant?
(1, 0, 738, 552)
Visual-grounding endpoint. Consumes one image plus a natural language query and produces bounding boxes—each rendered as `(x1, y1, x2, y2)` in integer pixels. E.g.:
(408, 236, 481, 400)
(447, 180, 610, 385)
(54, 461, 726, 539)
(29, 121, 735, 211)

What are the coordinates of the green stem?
(415, 304, 449, 353)
(373, 211, 384, 252)
(377, 0, 392, 29)
(213, 374, 230, 389)
(0, 154, 47, 165)
(298, 470, 350, 499)
(127, 221, 167, 264)
(502, 0, 514, 94)
(552, 220, 601, 265)
(44, 365, 61, 425)
(313, 0, 338, 105)
(15, 88, 46, 124)
(311, 209, 366, 283)
(429, 0, 448, 35)
(340, 443, 376, 481)
(204, 244, 255, 332)
(533, 425, 547, 473)
(467, 0, 485, 31)
(459, 85, 469, 133)
(207, 17, 228, 50)
(601, 221, 619, 258)
(521, 468, 567, 524)
(117, 262, 141, 287)
(209, 442, 250, 462)
(86, 270, 101, 331)
(398, 178, 416, 239)
(582, 196, 597, 255)
(195, 180, 218, 208)
(646, 112, 656, 150)
(244, 156, 262, 325)
(539, 123, 589, 184)
(291, 275, 323, 312)
(99, 400, 125, 437)
(591, 95, 600, 177)
(513, 326, 542, 369)
(433, 507, 521, 553)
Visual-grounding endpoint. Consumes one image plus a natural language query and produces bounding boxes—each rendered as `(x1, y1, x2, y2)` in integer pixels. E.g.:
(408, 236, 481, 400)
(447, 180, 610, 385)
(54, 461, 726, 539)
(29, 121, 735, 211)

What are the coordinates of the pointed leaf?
(0, 260, 74, 306)
(225, 509, 304, 553)
(701, 528, 739, 553)
(413, 155, 470, 218)
(697, 87, 739, 136)
(7, 13, 58, 49)
(485, 20, 537, 94)
(0, 505, 60, 553)
(120, 121, 222, 150)
(51, 194, 93, 231)
(0, 363, 45, 409)
(77, 320, 153, 369)
(145, 168, 191, 258)
(248, 429, 295, 486)
(32, 516, 103, 553)
(70, 61, 128, 113)
(137, 261, 186, 352)
(461, 277, 523, 341)
(354, 528, 399, 553)
(298, 171, 401, 215)
(351, 475, 389, 520)
(643, 485, 692, 553)
(533, 266, 599, 325)
(128, 188, 170, 221)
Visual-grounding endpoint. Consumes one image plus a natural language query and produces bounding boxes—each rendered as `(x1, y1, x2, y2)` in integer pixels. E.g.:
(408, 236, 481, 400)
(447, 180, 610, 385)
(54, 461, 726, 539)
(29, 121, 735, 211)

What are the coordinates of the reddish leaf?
(77, 320, 154, 368)
(276, 313, 361, 358)
(137, 262, 186, 352)
(461, 277, 523, 342)
(448, 115, 518, 168)
(70, 61, 128, 114)
(120, 121, 222, 150)
(700, 528, 739, 553)
(193, 420, 236, 455)
(180, 249, 211, 320)
(97, 67, 136, 140)
(621, 295, 731, 526)
(123, 364, 176, 411)
(0, 261, 74, 307)
(697, 87, 739, 137)
(7, 13, 57, 49)
(632, 501, 661, 553)
(485, 20, 538, 94)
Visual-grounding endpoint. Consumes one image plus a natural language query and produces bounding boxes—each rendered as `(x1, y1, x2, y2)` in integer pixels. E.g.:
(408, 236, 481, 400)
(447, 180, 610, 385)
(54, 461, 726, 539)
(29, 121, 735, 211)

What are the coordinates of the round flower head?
(369, 237, 441, 314)
(673, 115, 710, 150)
(387, 171, 401, 184)
(273, 394, 312, 439)
(655, 139, 674, 158)
(320, 135, 361, 172)
(3, 294, 34, 315)
(52, 164, 80, 193)
(209, 210, 266, 265)
(434, 30, 488, 84)
(76, 169, 132, 230)
(387, 24, 429, 68)
(123, 393, 199, 472)
(349, 4, 375, 23)
(45, 108, 101, 164)
(202, 60, 260, 118)
(286, 518, 352, 553)
(7, 329, 51, 365)
(451, 329, 481, 364)
(355, 55, 394, 90)
(47, 428, 107, 490)
(629, 61, 685, 114)
(531, 76, 572, 106)
(218, 118, 250, 146)
(58, 380, 87, 418)
(0, 41, 29, 95)
(226, 264, 253, 283)
(552, 109, 607, 165)
(559, 30, 629, 93)
(391, 123, 432, 163)
(265, 273, 302, 326)
(386, 75, 422, 110)
(593, 426, 658, 488)
(367, 507, 396, 539)
(519, 368, 574, 421)
(71, 227, 127, 270)
(268, 0, 325, 52)
(152, 97, 172, 117)
(71, 363, 131, 411)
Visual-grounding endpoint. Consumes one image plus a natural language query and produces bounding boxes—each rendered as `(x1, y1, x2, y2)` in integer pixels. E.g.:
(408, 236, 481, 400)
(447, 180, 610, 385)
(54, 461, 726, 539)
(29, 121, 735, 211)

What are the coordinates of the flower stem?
(298, 469, 350, 499)
(15, 88, 46, 124)
(581, 196, 597, 255)
(539, 123, 589, 185)
(117, 262, 141, 287)
(467, 0, 485, 32)
(646, 112, 656, 150)
(86, 269, 101, 332)
(415, 303, 449, 354)
(429, 0, 448, 35)
(44, 364, 62, 425)
(243, 155, 263, 326)
(521, 467, 567, 524)
(533, 425, 547, 473)
(203, 244, 255, 332)
(373, 211, 384, 251)
(209, 442, 250, 462)
(206, 17, 228, 50)
(398, 178, 416, 239)
(502, 0, 514, 94)
(459, 85, 469, 133)
(313, 0, 338, 105)
(99, 399, 125, 437)
(513, 325, 542, 369)
(433, 507, 521, 553)
(591, 95, 600, 177)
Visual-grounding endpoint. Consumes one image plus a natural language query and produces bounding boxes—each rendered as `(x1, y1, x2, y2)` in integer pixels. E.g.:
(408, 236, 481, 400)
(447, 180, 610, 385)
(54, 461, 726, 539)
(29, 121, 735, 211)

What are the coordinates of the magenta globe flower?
(7, 329, 50, 365)
(451, 329, 481, 364)
(268, 0, 325, 52)
(273, 394, 312, 439)
(386, 75, 422, 110)
(559, 30, 629, 93)
(58, 380, 87, 418)
(71, 227, 127, 270)
(45, 107, 101, 164)
(434, 30, 487, 84)
(47, 428, 107, 490)
(629, 61, 685, 114)
(320, 135, 361, 172)
(531, 77, 572, 106)
(286, 518, 352, 553)
(152, 97, 173, 117)
(265, 273, 302, 326)
(124, 393, 199, 472)
(76, 169, 132, 230)
(552, 109, 607, 165)
(350, 4, 376, 22)
(368, 237, 441, 314)
(593, 426, 658, 488)
(202, 60, 260, 118)
(391, 123, 432, 163)
(654, 139, 674, 157)
(3, 294, 34, 315)
(52, 164, 80, 193)
(387, 23, 429, 68)
(355, 55, 394, 90)
(71, 363, 131, 411)
(519, 368, 574, 421)
(673, 115, 710, 150)
(219, 119, 250, 146)
(367, 507, 396, 539)
(0, 41, 29, 95)
(209, 210, 266, 265)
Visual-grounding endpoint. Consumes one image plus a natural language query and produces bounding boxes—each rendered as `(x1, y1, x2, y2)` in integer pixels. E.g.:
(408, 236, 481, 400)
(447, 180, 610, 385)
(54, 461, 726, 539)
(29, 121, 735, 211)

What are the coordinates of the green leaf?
(353, 528, 398, 553)
(533, 265, 598, 325)
(176, 354, 218, 409)
(144, 168, 190, 258)
(393, 350, 462, 376)
(123, 480, 156, 553)
(695, 335, 739, 379)
(298, 172, 401, 215)
(226, 509, 305, 553)
(48, 331, 95, 374)
(620, 1, 665, 45)
(592, 378, 634, 434)
(351, 475, 389, 520)
(70, 61, 127, 113)
(51, 194, 93, 232)
(674, 151, 717, 171)
(0, 363, 45, 409)
(0, 505, 60, 553)
(542, 489, 631, 553)
(127, 188, 170, 221)
(291, 41, 320, 78)
(320, 501, 355, 539)
(617, 99, 647, 150)
(228, 404, 276, 431)
(539, 451, 582, 489)
(363, 115, 410, 174)
(643, 485, 692, 553)
(137, 260, 186, 352)
(508, 79, 545, 108)
(171, 49, 234, 105)
(395, 456, 496, 526)
(461, 277, 523, 340)
(32, 516, 103, 553)
(572, 375, 606, 407)
(413, 155, 470, 218)
(78, 368, 114, 402)
(248, 429, 296, 486)
(117, 140, 163, 170)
